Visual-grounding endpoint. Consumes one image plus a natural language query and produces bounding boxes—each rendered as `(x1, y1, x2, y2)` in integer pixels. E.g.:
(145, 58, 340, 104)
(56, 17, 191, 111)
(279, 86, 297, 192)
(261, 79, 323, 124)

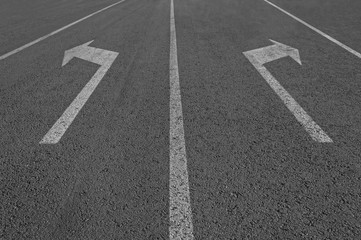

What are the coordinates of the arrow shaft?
(41, 64, 114, 144)
(245, 55, 332, 143)
(40, 65, 109, 144)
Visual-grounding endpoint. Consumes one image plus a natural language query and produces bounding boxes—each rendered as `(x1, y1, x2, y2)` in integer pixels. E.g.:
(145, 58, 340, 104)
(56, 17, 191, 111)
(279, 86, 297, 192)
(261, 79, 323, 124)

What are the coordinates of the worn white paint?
(243, 40, 332, 143)
(264, 0, 361, 59)
(248, 40, 302, 65)
(169, 0, 195, 239)
(0, 0, 125, 60)
(40, 41, 118, 144)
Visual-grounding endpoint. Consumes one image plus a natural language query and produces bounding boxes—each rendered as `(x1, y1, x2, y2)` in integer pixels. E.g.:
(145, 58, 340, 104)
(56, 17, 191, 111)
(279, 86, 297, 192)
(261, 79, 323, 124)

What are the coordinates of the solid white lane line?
(0, 0, 125, 60)
(169, 0, 194, 239)
(264, 0, 361, 59)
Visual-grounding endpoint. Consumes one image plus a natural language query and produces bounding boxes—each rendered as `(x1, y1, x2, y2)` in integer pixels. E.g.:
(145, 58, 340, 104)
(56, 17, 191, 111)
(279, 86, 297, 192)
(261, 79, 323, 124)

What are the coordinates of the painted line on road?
(264, 0, 361, 59)
(244, 54, 333, 143)
(0, 0, 125, 60)
(243, 40, 333, 143)
(169, 0, 194, 239)
(40, 41, 118, 144)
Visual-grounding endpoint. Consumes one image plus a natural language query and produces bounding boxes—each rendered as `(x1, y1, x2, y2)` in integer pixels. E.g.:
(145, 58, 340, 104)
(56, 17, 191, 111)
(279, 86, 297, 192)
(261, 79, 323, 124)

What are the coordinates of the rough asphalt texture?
(1, 0, 361, 239)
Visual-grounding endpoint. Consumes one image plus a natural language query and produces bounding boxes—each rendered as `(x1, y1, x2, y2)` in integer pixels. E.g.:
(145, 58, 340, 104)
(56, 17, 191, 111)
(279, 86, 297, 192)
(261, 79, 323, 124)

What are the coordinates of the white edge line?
(0, 0, 125, 60)
(264, 0, 361, 59)
(169, 0, 195, 239)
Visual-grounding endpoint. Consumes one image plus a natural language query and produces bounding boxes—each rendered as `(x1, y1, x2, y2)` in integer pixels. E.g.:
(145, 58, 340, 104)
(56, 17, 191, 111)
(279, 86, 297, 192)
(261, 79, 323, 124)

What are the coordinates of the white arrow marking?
(40, 41, 118, 144)
(243, 40, 332, 143)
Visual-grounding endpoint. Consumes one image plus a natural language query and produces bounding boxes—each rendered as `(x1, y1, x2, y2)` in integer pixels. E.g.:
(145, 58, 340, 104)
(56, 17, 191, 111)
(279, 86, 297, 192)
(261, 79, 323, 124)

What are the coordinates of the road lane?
(174, 0, 361, 238)
(264, 0, 361, 60)
(0, 1, 125, 61)
(2, 0, 361, 238)
(0, 0, 126, 56)
(0, 0, 142, 92)
(270, 0, 361, 52)
(1, 0, 170, 238)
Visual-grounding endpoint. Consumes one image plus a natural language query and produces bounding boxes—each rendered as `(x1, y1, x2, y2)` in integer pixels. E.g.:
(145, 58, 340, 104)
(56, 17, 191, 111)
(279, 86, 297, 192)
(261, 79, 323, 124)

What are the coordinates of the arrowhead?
(62, 40, 94, 66)
(269, 39, 302, 65)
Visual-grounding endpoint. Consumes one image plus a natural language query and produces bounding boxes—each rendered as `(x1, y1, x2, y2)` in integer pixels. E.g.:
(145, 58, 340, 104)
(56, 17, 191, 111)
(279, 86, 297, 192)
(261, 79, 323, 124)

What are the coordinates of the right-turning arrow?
(243, 40, 332, 143)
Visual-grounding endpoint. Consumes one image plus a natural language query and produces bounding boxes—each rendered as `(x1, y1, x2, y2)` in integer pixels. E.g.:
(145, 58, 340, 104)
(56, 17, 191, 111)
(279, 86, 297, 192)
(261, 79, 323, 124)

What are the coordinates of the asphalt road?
(1, 0, 361, 239)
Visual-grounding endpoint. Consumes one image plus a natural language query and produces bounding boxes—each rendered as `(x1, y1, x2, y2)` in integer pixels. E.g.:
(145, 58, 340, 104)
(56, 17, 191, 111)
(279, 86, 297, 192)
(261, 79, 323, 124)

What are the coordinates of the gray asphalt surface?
(1, 0, 361, 239)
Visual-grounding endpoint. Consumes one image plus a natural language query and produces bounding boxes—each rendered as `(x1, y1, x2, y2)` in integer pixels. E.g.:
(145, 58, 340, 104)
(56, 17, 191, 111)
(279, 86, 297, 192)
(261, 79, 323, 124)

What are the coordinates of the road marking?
(243, 40, 333, 143)
(264, 0, 361, 59)
(0, 0, 125, 60)
(169, 0, 195, 239)
(40, 40, 118, 144)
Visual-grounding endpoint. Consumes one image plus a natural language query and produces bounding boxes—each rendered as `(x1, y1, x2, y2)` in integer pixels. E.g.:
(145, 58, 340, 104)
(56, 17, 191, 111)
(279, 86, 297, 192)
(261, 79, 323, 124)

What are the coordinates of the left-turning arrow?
(40, 40, 119, 144)
(243, 40, 332, 143)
